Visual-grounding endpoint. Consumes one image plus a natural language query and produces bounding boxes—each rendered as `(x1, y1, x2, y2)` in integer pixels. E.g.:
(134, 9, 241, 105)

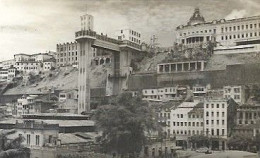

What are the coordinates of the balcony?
(75, 30, 96, 40)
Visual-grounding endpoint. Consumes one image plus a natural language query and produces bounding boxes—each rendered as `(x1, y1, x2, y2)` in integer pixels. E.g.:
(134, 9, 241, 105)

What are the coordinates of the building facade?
(170, 101, 203, 148)
(223, 85, 246, 104)
(56, 42, 79, 67)
(116, 29, 141, 45)
(176, 8, 260, 54)
(203, 98, 237, 150)
(15, 120, 59, 148)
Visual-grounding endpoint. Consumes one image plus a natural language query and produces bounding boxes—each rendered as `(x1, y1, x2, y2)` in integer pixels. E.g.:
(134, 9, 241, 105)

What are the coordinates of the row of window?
(221, 23, 260, 33)
(173, 121, 203, 127)
(224, 95, 240, 100)
(174, 130, 203, 135)
(57, 45, 77, 52)
(26, 134, 40, 146)
(205, 111, 225, 117)
(180, 29, 216, 36)
(205, 119, 225, 125)
(221, 32, 260, 41)
(205, 103, 225, 108)
(205, 128, 225, 136)
(58, 51, 78, 57)
(16, 63, 38, 66)
(58, 57, 78, 63)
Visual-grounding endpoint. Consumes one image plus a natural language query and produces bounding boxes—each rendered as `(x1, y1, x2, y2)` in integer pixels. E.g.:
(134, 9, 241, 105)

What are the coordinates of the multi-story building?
(15, 120, 59, 148)
(0, 59, 15, 69)
(142, 87, 177, 102)
(170, 101, 203, 148)
(223, 85, 246, 104)
(16, 95, 38, 117)
(0, 66, 16, 82)
(56, 42, 79, 67)
(16, 94, 56, 117)
(81, 14, 94, 31)
(176, 8, 260, 54)
(43, 58, 56, 71)
(14, 53, 55, 74)
(116, 29, 141, 45)
(203, 98, 237, 150)
(233, 104, 260, 137)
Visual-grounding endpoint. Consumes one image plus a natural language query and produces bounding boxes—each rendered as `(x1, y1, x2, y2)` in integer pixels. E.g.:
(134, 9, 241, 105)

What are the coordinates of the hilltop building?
(176, 8, 260, 54)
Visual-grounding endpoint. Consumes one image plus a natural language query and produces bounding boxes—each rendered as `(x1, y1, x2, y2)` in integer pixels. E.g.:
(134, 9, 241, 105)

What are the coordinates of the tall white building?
(170, 101, 203, 148)
(176, 8, 260, 54)
(116, 29, 141, 45)
(203, 98, 237, 150)
(81, 14, 94, 31)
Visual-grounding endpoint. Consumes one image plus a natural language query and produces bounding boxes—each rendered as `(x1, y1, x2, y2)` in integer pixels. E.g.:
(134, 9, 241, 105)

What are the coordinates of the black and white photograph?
(0, 0, 260, 157)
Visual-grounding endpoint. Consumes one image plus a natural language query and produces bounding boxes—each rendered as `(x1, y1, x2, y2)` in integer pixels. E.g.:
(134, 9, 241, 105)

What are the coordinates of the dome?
(188, 8, 205, 26)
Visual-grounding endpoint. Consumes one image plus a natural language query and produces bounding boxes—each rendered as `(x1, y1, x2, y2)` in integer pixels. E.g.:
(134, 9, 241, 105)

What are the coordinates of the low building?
(142, 86, 178, 102)
(43, 58, 56, 71)
(59, 89, 78, 102)
(14, 120, 59, 148)
(0, 59, 15, 69)
(157, 60, 206, 74)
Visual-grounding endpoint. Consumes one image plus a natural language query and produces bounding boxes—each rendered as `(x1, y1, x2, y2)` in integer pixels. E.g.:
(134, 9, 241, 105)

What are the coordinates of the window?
(211, 120, 214, 125)
(211, 112, 214, 117)
(217, 129, 219, 136)
(217, 112, 219, 117)
(36, 135, 40, 146)
(222, 120, 225, 125)
(206, 104, 209, 108)
(211, 104, 214, 108)
(27, 134, 31, 145)
(206, 111, 209, 116)
(222, 129, 225, 136)
(222, 112, 225, 117)
(217, 104, 219, 108)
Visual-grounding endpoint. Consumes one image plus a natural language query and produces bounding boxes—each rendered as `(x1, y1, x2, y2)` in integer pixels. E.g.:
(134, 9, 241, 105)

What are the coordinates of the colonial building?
(170, 101, 203, 148)
(142, 86, 178, 102)
(203, 98, 237, 150)
(0, 66, 16, 82)
(15, 120, 59, 148)
(176, 8, 260, 54)
(14, 53, 55, 74)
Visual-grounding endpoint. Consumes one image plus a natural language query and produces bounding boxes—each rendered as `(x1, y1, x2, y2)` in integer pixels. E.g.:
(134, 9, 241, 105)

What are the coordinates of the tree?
(227, 133, 254, 151)
(94, 92, 159, 157)
(189, 135, 210, 149)
(0, 130, 30, 158)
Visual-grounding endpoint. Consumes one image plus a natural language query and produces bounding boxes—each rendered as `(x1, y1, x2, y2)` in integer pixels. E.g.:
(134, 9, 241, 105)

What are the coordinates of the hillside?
(4, 65, 108, 95)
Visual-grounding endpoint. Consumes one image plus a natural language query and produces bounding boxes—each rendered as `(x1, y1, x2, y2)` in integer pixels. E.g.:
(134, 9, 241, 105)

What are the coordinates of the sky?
(0, 0, 260, 60)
